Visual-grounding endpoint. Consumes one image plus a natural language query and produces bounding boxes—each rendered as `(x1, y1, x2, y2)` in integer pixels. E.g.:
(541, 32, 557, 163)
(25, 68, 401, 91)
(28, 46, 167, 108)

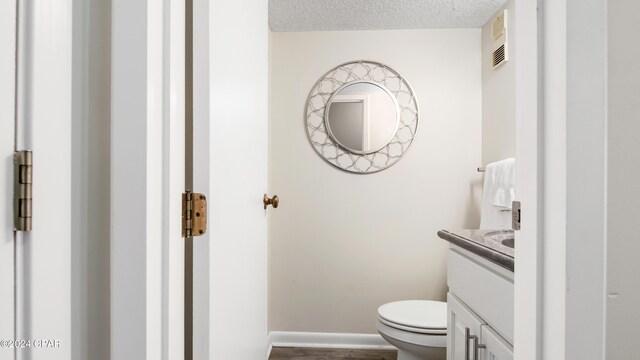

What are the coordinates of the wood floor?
(268, 347, 397, 360)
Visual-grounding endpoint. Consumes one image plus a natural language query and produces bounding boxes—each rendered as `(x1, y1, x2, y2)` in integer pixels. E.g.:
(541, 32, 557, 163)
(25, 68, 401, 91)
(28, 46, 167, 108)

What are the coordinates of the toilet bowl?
(377, 300, 447, 360)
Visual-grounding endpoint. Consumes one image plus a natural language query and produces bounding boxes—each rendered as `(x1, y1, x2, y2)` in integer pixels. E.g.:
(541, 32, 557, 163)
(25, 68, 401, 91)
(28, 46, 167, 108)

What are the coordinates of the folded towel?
(480, 158, 516, 229)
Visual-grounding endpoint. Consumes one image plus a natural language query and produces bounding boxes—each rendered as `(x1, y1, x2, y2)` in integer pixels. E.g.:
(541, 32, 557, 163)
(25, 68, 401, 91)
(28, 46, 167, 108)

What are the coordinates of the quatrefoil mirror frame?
(305, 60, 419, 173)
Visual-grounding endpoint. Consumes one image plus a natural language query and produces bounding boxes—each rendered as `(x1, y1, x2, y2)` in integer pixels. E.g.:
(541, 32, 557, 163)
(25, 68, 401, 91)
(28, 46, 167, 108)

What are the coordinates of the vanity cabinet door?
(447, 293, 485, 360)
(480, 325, 513, 360)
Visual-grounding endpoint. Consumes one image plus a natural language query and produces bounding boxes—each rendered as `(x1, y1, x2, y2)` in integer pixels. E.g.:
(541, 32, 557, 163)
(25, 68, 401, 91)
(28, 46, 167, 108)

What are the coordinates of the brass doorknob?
(263, 194, 279, 209)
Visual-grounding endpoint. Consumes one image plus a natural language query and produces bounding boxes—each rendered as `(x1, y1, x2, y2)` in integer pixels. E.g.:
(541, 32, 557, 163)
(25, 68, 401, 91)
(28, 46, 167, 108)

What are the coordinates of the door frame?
(513, 0, 542, 359)
(517, 1, 609, 359)
(10, 0, 75, 359)
(541, 0, 609, 358)
(110, 0, 185, 359)
(191, 0, 210, 357)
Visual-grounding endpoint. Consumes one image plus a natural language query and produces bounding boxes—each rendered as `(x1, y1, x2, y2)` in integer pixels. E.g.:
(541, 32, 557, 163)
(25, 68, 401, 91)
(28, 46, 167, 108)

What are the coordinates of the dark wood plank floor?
(269, 347, 397, 360)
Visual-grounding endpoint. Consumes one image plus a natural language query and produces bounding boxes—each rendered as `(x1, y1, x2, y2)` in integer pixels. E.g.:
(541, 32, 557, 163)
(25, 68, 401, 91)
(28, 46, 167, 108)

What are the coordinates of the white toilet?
(377, 300, 447, 360)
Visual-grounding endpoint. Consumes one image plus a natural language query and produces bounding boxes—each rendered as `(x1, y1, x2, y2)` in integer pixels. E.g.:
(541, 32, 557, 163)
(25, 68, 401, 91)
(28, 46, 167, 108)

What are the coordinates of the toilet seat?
(377, 300, 447, 335)
(377, 300, 447, 359)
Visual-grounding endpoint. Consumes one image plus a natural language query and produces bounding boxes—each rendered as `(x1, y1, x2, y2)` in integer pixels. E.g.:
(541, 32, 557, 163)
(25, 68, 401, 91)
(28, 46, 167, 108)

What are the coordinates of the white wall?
(481, 0, 515, 165)
(606, 0, 640, 357)
(269, 29, 482, 334)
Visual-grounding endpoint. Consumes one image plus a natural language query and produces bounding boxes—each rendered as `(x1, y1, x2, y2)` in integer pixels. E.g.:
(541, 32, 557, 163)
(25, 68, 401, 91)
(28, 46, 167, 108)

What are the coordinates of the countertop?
(437, 229, 514, 272)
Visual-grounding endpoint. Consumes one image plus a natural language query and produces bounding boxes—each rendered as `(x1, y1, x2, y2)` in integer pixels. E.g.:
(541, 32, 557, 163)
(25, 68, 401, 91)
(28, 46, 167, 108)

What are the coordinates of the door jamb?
(513, 0, 543, 359)
(111, 0, 185, 358)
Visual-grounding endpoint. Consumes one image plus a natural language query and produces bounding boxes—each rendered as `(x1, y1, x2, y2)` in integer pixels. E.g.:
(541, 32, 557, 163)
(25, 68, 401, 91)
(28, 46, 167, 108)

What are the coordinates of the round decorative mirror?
(305, 61, 418, 173)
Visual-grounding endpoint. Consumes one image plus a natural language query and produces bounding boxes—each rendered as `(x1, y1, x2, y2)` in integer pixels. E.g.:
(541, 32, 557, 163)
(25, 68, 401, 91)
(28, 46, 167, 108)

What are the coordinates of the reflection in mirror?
(325, 82, 399, 154)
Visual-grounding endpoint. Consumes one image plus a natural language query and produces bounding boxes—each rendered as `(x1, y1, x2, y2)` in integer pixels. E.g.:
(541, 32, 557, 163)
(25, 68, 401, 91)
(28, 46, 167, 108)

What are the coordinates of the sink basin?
(483, 230, 515, 249)
(501, 237, 514, 248)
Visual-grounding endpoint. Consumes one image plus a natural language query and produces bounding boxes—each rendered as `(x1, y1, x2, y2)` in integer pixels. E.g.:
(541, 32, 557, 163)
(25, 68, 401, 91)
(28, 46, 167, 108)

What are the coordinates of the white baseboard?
(267, 332, 273, 357)
(269, 331, 396, 350)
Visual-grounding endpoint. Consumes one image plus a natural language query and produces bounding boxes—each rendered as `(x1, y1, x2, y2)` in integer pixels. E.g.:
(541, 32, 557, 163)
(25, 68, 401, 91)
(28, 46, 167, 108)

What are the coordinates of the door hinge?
(182, 191, 207, 237)
(14, 151, 33, 232)
(512, 200, 521, 230)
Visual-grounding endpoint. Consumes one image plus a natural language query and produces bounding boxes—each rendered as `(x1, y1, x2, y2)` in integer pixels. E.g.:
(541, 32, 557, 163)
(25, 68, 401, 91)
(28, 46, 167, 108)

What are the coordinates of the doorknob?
(263, 194, 279, 209)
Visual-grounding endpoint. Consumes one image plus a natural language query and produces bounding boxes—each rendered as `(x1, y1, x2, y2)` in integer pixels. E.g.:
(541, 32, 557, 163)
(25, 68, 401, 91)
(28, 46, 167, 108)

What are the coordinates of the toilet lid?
(378, 300, 447, 332)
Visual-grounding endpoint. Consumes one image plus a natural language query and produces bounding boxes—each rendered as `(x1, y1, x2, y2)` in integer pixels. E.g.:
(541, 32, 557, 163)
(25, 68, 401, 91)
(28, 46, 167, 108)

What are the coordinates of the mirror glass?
(325, 82, 399, 154)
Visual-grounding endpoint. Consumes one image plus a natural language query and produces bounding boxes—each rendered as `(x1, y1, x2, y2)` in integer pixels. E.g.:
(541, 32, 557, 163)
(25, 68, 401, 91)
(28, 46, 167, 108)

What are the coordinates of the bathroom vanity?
(438, 230, 515, 360)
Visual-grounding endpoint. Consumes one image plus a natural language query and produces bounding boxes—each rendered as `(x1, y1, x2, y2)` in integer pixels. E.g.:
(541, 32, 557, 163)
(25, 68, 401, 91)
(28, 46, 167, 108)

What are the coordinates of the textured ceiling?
(269, 0, 508, 31)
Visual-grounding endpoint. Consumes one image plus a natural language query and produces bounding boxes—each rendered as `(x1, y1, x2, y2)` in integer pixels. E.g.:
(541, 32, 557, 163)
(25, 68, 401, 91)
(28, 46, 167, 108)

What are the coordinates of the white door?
(192, 0, 269, 358)
(0, 1, 17, 358)
(480, 325, 513, 360)
(447, 293, 486, 360)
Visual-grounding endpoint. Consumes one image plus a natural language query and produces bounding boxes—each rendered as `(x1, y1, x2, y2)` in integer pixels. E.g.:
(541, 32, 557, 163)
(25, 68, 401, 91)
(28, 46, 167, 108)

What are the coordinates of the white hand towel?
(491, 158, 516, 209)
(479, 158, 516, 229)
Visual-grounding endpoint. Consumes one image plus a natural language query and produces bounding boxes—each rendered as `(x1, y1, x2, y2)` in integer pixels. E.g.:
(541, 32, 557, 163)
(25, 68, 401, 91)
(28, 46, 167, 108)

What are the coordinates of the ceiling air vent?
(491, 10, 508, 69)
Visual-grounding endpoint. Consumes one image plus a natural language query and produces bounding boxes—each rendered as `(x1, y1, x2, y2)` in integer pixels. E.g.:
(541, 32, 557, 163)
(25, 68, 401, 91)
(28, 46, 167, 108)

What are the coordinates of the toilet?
(377, 300, 447, 360)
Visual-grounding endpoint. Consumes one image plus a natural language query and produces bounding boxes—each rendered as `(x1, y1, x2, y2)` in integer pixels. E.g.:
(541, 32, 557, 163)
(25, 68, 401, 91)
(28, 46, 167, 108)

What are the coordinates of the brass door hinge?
(14, 151, 32, 231)
(182, 191, 207, 237)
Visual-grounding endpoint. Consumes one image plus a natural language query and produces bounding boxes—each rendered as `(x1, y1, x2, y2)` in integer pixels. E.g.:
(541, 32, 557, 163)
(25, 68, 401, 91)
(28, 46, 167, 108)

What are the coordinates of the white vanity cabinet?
(446, 245, 514, 360)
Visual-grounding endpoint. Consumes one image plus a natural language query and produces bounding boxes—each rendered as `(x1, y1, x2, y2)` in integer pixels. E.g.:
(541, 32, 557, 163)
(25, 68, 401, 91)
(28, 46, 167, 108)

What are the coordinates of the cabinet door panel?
(448, 248, 514, 344)
(448, 293, 485, 360)
(480, 325, 513, 360)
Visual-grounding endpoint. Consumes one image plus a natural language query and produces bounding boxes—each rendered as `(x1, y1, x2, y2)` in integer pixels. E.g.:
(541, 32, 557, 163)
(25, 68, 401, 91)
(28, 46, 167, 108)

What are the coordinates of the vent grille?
(491, 9, 508, 69)
(493, 44, 506, 68)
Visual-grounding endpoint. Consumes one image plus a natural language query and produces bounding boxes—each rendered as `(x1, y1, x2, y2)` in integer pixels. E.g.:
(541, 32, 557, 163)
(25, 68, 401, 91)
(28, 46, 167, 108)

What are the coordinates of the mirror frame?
(305, 60, 419, 173)
(324, 80, 400, 155)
